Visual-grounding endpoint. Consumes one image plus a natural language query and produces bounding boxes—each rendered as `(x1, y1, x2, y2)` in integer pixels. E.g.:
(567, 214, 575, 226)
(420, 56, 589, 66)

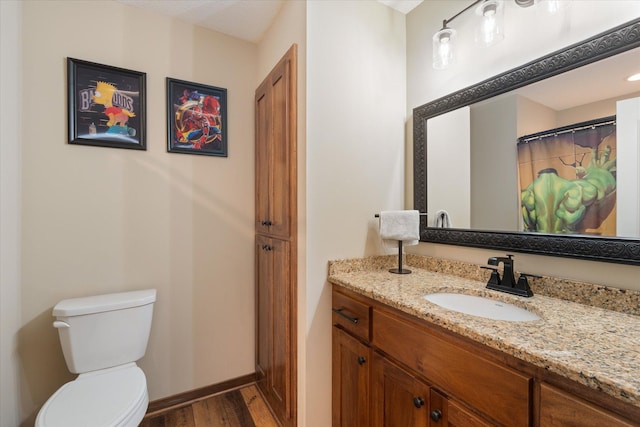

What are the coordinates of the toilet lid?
(36, 365, 148, 427)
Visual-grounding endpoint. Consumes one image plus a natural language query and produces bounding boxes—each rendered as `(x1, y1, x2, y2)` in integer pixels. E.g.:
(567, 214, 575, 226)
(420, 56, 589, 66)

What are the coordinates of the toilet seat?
(35, 364, 148, 427)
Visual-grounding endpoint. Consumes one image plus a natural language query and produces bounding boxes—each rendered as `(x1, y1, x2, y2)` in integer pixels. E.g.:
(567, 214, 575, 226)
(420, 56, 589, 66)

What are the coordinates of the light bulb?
(538, 0, 568, 15)
(475, 0, 504, 47)
(432, 28, 456, 70)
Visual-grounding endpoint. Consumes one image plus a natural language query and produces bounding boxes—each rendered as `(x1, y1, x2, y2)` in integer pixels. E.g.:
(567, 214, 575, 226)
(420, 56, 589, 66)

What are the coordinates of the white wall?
(307, 1, 406, 425)
(427, 107, 470, 228)
(0, 2, 22, 425)
(617, 97, 640, 237)
(470, 97, 518, 230)
(407, 1, 640, 290)
(17, 1, 257, 424)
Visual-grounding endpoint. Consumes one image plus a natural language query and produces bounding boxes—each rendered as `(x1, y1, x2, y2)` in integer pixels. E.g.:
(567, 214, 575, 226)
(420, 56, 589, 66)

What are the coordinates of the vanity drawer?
(332, 291, 371, 342)
(373, 309, 532, 427)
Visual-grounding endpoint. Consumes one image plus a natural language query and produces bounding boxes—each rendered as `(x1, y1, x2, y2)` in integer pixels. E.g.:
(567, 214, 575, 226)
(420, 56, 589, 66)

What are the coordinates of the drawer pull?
(332, 308, 359, 324)
(430, 409, 442, 421)
(357, 356, 366, 365)
(413, 397, 425, 409)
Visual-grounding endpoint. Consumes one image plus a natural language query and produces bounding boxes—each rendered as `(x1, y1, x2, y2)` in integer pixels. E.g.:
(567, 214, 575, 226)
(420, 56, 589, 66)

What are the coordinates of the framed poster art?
(67, 58, 146, 150)
(166, 78, 228, 157)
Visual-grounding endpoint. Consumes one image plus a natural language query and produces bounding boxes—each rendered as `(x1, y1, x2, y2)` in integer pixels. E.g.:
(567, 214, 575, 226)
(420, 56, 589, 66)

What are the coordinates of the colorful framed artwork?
(166, 78, 228, 157)
(67, 58, 146, 150)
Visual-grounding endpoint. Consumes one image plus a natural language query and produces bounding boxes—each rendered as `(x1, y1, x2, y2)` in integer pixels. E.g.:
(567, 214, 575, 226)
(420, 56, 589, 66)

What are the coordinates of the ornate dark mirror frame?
(413, 18, 640, 265)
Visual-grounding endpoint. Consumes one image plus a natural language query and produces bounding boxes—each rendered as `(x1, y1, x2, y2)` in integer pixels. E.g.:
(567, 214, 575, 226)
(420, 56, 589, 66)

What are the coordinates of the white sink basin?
(424, 293, 540, 322)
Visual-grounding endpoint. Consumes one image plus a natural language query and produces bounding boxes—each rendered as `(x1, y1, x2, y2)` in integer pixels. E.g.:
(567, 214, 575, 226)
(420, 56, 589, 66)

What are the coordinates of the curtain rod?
(518, 118, 616, 144)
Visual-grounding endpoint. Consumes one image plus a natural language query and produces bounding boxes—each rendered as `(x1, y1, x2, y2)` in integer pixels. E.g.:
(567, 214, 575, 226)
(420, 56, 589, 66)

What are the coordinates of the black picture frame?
(67, 58, 146, 150)
(166, 78, 228, 157)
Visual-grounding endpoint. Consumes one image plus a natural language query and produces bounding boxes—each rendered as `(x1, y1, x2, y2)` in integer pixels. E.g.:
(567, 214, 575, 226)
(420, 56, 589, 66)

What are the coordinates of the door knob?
(430, 409, 442, 421)
(357, 356, 366, 365)
(413, 396, 425, 408)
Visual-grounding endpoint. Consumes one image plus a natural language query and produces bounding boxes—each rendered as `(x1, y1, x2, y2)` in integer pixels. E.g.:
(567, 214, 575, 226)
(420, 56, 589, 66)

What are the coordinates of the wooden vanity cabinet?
(539, 383, 636, 427)
(371, 352, 494, 427)
(332, 288, 501, 427)
(371, 353, 431, 426)
(333, 286, 640, 427)
(332, 327, 372, 426)
(373, 308, 531, 426)
(332, 289, 373, 425)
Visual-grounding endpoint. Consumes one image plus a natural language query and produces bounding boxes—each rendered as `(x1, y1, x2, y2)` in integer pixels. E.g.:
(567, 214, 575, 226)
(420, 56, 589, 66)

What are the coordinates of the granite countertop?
(328, 256, 640, 409)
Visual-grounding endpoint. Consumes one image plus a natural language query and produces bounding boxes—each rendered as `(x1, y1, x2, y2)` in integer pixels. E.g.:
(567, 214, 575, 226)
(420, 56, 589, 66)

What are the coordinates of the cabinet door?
(539, 383, 636, 427)
(255, 81, 271, 234)
(267, 56, 293, 239)
(332, 327, 371, 427)
(256, 235, 272, 383)
(256, 236, 292, 422)
(372, 353, 430, 427)
(254, 51, 295, 239)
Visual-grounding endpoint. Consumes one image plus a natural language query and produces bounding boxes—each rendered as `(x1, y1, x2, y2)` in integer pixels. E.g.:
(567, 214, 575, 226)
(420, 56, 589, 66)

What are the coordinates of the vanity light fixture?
(433, 25, 457, 70)
(537, 0, 568, 15)
(432, 0, 559, 69)
(475, 0, 504, 47)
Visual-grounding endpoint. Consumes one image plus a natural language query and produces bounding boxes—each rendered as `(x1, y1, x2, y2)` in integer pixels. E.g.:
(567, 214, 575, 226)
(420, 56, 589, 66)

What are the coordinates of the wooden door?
(332, 327, 371, 426)
(255, 81, 271, 234)
(267, 57, 293, 239)
(254, 47, 295, 240)
(255, 44, 297, 427)
(256, 236, 291, 422)
(255, 235, 271, 384)
(372, 353, 430, 427)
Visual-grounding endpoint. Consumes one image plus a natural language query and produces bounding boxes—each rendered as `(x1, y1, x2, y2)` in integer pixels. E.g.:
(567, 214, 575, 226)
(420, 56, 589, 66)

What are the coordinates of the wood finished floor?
(140, 384, 279, 427)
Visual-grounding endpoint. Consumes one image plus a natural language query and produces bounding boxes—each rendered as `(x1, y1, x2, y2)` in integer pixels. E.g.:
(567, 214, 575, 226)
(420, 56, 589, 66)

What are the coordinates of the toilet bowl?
(35, 289, 156, 427)
(35, 364, 147, 427)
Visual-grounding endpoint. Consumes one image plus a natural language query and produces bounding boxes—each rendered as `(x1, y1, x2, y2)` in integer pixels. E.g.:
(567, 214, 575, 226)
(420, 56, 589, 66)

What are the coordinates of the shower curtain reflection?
(517, 117, 617, 236)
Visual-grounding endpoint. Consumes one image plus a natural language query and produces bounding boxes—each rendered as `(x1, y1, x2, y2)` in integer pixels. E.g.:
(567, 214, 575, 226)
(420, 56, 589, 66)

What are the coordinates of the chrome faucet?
(482, 254, 535, 297)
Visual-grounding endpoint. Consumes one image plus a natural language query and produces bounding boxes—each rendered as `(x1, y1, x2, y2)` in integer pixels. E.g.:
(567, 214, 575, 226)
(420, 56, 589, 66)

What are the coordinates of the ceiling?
(514, 46, 640, 111)
(115, 0, 424, 43)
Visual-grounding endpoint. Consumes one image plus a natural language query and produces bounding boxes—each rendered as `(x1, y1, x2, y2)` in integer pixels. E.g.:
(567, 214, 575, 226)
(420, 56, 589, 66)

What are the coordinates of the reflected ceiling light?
(628, 73, 640, 82)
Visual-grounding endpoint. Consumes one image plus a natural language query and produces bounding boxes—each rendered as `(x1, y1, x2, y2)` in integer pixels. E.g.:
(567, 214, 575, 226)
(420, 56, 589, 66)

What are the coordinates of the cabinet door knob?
(430, 409, 442, 421)
(413, 396, 425, 409)
(262, 245, 272, 251)
(357, 356, 366, 365)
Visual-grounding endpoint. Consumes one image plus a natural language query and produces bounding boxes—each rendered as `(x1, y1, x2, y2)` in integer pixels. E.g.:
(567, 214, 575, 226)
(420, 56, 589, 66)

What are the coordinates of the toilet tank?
(53, 289, 156, 374)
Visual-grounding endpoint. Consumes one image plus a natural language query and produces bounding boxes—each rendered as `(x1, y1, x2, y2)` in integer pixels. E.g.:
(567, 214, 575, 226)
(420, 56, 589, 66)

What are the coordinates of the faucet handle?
(515, 272, 538, 297)
(481, 266, 501, 287)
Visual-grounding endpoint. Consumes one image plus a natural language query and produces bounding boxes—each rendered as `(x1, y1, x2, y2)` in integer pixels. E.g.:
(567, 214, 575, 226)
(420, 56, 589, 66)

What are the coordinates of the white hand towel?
(434, 210, 452, 228)
(379, 210, 420, 247)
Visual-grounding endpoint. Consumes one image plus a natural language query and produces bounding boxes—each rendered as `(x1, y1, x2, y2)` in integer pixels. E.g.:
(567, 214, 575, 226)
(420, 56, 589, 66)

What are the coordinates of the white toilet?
(36, 289, 156, 427)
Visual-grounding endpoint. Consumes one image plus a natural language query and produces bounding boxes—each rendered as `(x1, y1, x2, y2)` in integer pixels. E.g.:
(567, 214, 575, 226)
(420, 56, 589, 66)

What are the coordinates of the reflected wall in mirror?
(414, 18, 640, 265)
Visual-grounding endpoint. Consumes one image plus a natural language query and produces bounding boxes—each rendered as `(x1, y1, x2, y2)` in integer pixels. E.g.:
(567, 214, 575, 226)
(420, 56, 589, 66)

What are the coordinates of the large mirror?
(414, 18, 640, 265)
